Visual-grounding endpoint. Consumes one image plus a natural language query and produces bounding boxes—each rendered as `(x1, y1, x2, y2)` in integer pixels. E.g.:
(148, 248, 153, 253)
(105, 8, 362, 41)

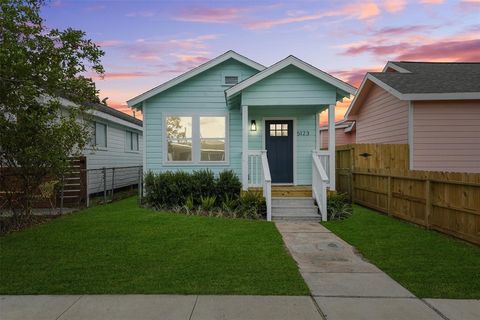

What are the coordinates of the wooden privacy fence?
(0, 157, 87, 210)
(336, 144, 480, 245)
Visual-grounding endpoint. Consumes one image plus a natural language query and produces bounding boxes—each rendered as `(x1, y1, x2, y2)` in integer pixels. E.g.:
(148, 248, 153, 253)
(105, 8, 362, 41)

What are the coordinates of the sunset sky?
(42, 0, 480, 120)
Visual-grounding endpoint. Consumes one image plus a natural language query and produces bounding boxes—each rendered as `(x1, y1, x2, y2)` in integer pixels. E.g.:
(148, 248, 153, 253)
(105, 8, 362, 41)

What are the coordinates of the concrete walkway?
(0, 295, 323, 320)
(275, 221, 480, 320)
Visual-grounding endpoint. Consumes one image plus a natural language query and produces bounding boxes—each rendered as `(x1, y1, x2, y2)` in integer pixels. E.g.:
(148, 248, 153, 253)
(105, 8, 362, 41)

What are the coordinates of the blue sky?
(42, 0, 480, 119)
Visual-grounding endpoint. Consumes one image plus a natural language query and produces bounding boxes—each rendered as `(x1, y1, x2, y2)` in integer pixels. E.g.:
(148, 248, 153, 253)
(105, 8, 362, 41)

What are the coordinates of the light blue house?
(128, 51, 356, 221)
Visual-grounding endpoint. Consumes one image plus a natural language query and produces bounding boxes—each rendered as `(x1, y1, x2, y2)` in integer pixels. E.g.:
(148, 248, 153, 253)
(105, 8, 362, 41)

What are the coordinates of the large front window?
(165, 114, 227, 163)
(200, 116, 225, 161)
(166, 116, 192, 161)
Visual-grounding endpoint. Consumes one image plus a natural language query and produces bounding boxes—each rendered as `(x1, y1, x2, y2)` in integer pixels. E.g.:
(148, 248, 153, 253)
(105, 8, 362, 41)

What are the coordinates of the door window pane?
(200, 117, 226, 162)
(166, 116, 192, 161)
(95, 122, 107, 147)
(269, 123, 288, 137)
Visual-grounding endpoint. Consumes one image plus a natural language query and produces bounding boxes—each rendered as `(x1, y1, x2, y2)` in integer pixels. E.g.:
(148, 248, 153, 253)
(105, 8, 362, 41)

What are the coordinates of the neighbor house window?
(94, 122, 107, 148)
(166, 116, 192, 161)
(126, 131, 139, 151)
(200, 116, 226, 161)
(165, 115, 227, 163)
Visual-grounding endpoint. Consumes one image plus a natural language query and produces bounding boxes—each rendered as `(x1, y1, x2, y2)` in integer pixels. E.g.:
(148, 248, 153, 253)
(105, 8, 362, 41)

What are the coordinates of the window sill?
(125, 150, 140, 154)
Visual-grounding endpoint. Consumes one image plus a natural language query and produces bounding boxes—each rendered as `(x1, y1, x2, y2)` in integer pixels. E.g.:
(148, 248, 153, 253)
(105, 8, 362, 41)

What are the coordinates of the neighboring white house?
(84, 103, 143, 195)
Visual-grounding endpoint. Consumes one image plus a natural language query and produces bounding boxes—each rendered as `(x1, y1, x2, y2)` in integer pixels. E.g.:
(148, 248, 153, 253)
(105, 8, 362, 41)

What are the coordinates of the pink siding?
(320, 128, 356, 149)
(413, 100, 480, 173)
(355, 85, 409, 144)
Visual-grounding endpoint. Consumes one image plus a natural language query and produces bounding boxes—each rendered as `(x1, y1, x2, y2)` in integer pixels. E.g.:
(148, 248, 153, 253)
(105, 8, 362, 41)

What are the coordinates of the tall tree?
(0, 0, 105, 215)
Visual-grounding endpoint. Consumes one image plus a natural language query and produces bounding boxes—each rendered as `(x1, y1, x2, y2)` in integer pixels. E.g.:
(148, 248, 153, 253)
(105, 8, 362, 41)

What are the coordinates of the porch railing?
(312, 150, 329, 221)
(248, 150, 272, 221)
(316, 150, 330, 185)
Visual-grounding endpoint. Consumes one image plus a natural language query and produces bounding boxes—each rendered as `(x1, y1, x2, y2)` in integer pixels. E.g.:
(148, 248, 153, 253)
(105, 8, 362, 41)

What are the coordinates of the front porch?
(225, 56, 356, 221)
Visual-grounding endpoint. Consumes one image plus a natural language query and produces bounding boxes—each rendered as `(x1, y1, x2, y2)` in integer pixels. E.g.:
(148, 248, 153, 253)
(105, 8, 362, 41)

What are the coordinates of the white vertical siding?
(355, 85, 409, 144)
(413, 100, 480, 173)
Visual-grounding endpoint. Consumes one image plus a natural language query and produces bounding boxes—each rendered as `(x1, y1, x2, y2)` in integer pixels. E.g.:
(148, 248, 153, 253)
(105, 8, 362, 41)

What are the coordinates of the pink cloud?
(176, 7, 251, 23)
(246, 2, 380, 29)
(96, 40, 123, 47)
(124, 35, 219, 62)
(340, 30, 480, 62)
(372, 25, 435, 37)
(382, 0, 407, 13)
(420, 0, 444, 4)
(93, 72, 151, 80)
(396, 39, 480, 61)
(458, 0, 480, 10)
(330, 66, 384, 88)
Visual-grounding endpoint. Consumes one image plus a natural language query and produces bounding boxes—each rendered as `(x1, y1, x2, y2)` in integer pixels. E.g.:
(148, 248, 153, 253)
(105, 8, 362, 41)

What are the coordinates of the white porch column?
(315, 112, 320, 150)
(242, 105, 249, 190)
(328, 104, 336, 190)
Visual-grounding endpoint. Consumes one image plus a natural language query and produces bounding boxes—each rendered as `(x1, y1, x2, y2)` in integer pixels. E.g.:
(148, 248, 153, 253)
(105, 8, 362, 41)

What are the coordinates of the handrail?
(260, 150, 272, 221)
(312, 150, 328, 221)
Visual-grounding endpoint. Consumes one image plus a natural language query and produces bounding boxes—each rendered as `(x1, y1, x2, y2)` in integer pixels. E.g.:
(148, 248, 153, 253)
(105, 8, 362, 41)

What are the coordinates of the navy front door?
(265, 120, 294, 184)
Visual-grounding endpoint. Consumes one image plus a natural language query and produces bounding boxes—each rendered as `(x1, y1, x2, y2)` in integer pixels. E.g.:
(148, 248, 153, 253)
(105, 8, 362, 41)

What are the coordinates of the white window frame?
(163, 112, 229, 166)
(94, 121, 108, 150)
(126, 130, 139, 152)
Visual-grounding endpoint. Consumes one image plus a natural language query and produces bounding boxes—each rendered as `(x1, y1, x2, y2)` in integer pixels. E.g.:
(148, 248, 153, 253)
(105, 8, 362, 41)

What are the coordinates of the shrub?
(327, 192, 352, 220)
(216, 170, 242, 204)
(191, 169, 215, 204)
(221, 194, 238, 214)
(238, 190, 265, 219)
(200, 195, 216, 211)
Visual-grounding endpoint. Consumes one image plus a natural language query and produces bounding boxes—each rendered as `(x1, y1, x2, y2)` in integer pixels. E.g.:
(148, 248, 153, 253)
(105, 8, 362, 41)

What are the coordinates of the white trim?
(346, 73, 480, 118)
(408, 101, 414, 170)
(242, 105, 249, 190)
(226, 55, 357, 98)
(128, 51, 265, 108)
(382, 62, 412, 73)
(162, 112, 229, 166)
(315, 113, 320, 151)
(261, 117, 297, 186)
(328, 104, 336, 191)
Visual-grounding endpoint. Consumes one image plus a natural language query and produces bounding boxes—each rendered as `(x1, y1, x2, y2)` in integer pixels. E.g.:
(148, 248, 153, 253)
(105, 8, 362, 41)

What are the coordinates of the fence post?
(103, 167, 107, 204)
(387, 175, 392, 215)
(425, 179, 431, 228)
(86, 169, 90, 207)
(111, 168, 115, 202)
(138, 167, 143, 206)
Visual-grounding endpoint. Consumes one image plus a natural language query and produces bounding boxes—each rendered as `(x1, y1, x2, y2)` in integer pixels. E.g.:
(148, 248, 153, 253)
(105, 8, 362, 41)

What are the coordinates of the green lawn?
(323, 205, 480, 299)
(0, 197, 308, 295)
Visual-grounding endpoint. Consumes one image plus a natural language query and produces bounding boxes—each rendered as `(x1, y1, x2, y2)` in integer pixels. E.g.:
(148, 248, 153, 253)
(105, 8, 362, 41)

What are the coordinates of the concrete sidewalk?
(275, 221, 480, 320)
(0, 295, 324, 320)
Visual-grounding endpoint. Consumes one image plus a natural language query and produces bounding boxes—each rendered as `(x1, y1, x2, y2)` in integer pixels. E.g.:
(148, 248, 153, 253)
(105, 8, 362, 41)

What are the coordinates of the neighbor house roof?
(346, 61, 480, 117)
(127, 51, 266, 108)
(225, 55, 357, 99)
(319, 119, 355, 132)
(92, 103, 143, 127)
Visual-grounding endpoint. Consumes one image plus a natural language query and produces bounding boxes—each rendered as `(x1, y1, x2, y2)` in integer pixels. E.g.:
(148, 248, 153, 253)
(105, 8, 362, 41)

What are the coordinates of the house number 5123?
(297, 130, 310, 136)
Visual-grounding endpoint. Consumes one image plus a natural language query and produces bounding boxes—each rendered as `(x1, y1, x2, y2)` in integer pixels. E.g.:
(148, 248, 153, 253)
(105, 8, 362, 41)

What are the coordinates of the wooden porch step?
(249, 186, 312, 198)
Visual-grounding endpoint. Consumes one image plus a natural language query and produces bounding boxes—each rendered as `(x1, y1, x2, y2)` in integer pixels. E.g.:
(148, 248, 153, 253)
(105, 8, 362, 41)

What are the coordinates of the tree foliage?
(0, 0, 105, 214)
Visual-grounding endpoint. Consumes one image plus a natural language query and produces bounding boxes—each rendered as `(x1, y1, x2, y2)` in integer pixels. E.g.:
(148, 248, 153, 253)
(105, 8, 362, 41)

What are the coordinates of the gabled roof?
(92, 103, 143, 127)
(225, 55, 357, 99)
(127, 50, 265, 108)
(319, 119, 355, 132)
(346, 61, 480, 117)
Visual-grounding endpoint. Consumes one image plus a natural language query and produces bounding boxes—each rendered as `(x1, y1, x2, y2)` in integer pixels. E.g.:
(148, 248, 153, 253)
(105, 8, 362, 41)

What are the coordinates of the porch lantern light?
(250, 120, 257, 131)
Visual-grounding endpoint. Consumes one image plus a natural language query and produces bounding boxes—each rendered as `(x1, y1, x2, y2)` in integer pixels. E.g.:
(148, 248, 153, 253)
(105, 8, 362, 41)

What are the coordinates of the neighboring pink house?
(319, 120, 356, 149)
(346, 61, 480, 173)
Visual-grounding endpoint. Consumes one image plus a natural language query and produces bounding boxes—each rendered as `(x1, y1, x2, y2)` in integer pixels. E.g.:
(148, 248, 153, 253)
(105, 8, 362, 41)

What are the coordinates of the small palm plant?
(200, 195, 216, 211)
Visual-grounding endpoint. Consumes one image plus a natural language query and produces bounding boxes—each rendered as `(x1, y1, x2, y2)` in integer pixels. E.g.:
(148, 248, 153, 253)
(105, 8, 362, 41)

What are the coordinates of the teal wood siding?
(242, 65, 337, 106)
(248, 106, 325, 185)
(144, 59, 258, 177)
